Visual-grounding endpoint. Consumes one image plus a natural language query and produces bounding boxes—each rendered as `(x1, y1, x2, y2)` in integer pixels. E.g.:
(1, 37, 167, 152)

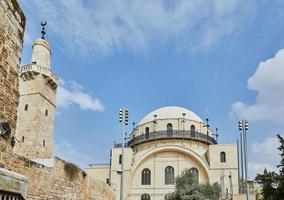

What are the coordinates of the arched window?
(164, 194, 170, 200)
(141, 168, 151, 185)
(190, 125, 195, 132)
(165, 166, 174, 185)
(167, 123, 173, 133)
(145, 127, 149, 139)
(190, 167, 199, 183)
(220, 152, 226, 162)
(141, 193, 150, 200)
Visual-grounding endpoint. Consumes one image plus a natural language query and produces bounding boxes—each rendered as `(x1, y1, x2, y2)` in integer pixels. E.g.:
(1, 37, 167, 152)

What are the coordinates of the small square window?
(24, 104, 28, 111)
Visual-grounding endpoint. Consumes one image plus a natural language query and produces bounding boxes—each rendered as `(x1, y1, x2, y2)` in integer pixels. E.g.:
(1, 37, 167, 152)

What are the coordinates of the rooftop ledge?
(21, 64, 58, 85)
(115, 130, 217, 148)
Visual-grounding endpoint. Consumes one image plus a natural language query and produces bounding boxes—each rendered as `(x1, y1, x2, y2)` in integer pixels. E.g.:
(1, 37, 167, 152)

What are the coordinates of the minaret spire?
(41, 20, 47, 39)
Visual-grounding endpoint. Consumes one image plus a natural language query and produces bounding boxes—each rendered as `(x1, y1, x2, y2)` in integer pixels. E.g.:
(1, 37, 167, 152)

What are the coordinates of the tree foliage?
(166, 169, 220, 200)
(255, 134, 284, 200)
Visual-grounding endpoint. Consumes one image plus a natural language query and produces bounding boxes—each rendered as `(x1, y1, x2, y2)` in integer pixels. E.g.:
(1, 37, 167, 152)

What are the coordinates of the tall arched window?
(141, 168, 151, 185)
(141, 193, 150, 200)
(189, 167, 199, 183)
(145, 127, 149, 139)
(220, 152, 226, 162)
(167, 123, 173, 133)
(165, 166, 174, 185)
(190, 125, 195, 132)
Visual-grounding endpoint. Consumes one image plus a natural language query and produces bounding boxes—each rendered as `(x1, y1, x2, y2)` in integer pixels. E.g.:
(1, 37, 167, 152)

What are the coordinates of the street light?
(182, 113, 186, 131)
(203, 118, 210, 143)
(119, 108, 128, 200)
(212, 128, 219, 143)
(238, 119, 249, 200)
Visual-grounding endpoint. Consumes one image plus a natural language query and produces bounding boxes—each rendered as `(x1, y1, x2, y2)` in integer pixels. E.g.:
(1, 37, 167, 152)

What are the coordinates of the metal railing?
(0, 190, 25, 200)
(129, 130, 217, 146)
(21, 64, 58, 83)
(114, 130, 217, 148)
(114, 143, 128, 148)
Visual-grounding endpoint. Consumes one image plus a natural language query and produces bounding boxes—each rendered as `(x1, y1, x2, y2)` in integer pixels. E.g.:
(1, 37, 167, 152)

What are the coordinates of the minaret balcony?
(114, 130, 217, 148)
(21, 64, 58, 87)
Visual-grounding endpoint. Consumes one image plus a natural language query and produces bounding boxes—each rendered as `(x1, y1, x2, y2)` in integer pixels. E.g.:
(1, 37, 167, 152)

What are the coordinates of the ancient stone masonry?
(0, 0, 116, 199)
(0, 0, 26, 154)
(0, 151, 116, 200)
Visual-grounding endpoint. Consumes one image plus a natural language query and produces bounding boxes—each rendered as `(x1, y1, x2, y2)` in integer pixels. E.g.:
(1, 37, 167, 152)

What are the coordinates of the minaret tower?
(14, 21, 58, 159)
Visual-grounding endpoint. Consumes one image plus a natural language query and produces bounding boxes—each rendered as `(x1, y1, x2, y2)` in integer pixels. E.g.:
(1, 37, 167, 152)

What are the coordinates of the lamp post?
(238, 119, 249, 200)
(181, 113, 186, 131)
(119, 108, 128, 200)
(153, 114, 157, 132)
(203, 118, 210, 143)
(212, 128, 219, 143)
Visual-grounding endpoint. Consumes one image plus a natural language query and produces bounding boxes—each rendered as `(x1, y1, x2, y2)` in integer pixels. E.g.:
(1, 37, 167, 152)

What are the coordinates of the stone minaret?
(14, 22, 58, 159)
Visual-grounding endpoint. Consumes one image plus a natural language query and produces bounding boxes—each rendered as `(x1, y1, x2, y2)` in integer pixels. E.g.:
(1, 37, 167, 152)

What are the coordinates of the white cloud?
(19, 0, 252, 56)
(230, 49, 284, 124)
(248, 135, 282, 178)
(57, 80, 104, 112)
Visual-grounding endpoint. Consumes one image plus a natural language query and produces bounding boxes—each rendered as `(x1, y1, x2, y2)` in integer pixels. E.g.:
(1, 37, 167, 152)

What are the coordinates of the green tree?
(255, 134, 284, 200)
(166, 169, 220, 200)
(275, 134, 284, 199)
(255, 169, 278, 199)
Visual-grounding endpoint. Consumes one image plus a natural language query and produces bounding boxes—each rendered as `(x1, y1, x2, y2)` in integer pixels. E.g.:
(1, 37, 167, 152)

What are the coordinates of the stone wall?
(0, 151, 115, 200)
(0, 0, 26, 154)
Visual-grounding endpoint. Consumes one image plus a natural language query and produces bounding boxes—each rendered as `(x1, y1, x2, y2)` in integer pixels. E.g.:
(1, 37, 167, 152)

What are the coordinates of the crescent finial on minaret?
(41, 20, 47, 39)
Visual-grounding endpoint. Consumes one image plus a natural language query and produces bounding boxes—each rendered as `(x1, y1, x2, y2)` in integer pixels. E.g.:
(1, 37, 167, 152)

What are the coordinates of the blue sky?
(18, 0, 284, 179)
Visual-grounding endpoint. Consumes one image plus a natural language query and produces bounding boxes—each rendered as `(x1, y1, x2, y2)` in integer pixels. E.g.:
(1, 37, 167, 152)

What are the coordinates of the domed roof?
(33, 38, 50, 51)
(138, 106, 203, 125)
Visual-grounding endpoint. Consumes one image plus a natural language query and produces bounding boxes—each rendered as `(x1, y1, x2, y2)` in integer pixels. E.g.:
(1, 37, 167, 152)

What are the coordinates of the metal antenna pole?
(243, 119, 249, 200)
(237, 139, 241, 194)
(240, 131, 244, 193)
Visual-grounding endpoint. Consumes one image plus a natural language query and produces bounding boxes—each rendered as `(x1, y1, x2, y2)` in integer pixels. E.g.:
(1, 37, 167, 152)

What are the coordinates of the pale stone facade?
(13, 37, 57, 159)
(86, 106, 241, 200)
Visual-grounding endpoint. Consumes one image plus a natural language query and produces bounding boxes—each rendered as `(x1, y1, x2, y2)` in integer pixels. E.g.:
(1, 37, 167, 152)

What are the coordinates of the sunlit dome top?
(138, 106, 203, 125)
(33, 38, 50, 51)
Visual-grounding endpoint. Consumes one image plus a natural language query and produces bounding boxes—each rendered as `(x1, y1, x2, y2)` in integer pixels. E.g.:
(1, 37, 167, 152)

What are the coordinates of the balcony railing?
(21, 64, 58, 83)
(114, 130, 217, 148)
(0, 190, 25, 200)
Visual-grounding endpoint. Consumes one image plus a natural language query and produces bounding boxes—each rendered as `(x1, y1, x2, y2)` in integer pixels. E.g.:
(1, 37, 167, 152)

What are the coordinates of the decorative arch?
(132, 145, 211, 183)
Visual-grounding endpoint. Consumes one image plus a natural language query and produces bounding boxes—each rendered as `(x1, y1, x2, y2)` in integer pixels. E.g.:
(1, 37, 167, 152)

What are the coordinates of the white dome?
(138, 106, 203, 125)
